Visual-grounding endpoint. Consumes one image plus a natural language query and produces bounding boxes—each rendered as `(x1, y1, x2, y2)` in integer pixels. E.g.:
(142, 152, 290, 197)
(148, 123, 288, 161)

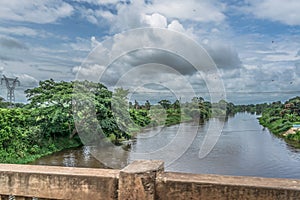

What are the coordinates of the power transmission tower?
(1, 75, 20, 105)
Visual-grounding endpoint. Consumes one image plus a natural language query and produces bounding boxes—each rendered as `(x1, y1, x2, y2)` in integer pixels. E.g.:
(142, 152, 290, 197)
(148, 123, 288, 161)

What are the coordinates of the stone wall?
(0, 161, 300, 200)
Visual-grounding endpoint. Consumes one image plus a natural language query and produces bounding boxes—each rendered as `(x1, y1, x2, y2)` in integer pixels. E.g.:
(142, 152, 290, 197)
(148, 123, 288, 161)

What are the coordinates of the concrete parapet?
(0, 164, 119, 200)
(118, 160, 164, 200)
(1, 161, 300, 199)
(156, 172, 300, 200)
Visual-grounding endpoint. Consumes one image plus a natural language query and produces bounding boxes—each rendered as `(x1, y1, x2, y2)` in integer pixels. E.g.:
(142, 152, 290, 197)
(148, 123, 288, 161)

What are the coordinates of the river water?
(30, 112, 300, 179)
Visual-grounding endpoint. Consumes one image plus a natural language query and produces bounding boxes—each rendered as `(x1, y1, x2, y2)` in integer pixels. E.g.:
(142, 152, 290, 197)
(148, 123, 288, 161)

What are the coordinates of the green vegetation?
(0, 79, 236, 164)
(0, 107, 81, 163)
(128, 97, 232, 128)
(258, 97, 300, 143)
(2, 77, 300, 164)
(0, 80, 128, 163)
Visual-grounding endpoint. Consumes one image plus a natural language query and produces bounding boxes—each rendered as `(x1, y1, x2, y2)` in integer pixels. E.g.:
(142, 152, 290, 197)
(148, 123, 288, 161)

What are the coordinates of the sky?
(0, 0, 300, 104)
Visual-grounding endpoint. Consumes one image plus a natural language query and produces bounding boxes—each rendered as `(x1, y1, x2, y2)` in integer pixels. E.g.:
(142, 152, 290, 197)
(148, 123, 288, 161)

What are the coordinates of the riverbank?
(258, 117, 300, 147)
(257, 97, 300, 147)
(0, 137, 82, 164)
(29, 113, 300, 179)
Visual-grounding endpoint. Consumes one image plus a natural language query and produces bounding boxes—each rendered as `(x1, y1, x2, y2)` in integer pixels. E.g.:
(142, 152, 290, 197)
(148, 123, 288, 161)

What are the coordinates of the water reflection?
(31, 113, 300, 179)
(30, 146, 108, 169)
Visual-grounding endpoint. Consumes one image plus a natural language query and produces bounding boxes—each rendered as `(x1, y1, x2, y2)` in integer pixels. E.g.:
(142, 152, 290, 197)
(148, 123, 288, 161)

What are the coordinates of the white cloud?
(96, 10, 115, 21)
(0, 0, 74, 24)
(141, 13, 167, 28)
(77, 7, 99, 24)
(91, 36, 101, 48)
(168, 20, 185, 33)
(72, 0, 119, 5)
(245, 0, 300, 25)
(1, 0, 298, 104)
(148, 0, 226, 23)
(17, 74, 39, 87)
(0, 27, 38, 37)
(88, 0, 226, 32)
(69, 37, 92, 51)
(72, 64, 106, 82)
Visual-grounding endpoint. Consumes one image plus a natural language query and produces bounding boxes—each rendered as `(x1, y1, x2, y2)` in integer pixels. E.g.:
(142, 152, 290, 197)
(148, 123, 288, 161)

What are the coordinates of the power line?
(0, 75, 20, 106)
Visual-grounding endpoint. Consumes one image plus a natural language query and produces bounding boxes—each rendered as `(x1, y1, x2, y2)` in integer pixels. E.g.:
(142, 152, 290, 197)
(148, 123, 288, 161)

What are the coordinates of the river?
(30, 112, 300, 179)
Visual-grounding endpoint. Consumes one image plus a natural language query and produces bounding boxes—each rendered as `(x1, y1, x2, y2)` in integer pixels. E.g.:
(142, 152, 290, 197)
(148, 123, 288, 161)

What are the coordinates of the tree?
(172, 99, 180, 110)
(158, 99, 171, 109)
(111, 88, 132, 136)
(25, 79, 128, 142)
(144, 100, 151, 110)
(0, 96, 9, 108)
(0, 108, 42, 162)
(25, 79, 74, 138)
(134, 100, 140, 109)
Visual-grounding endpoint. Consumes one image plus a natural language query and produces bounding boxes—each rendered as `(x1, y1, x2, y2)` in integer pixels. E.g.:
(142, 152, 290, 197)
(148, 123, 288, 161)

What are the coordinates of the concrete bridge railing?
(0, 160, 300, 200)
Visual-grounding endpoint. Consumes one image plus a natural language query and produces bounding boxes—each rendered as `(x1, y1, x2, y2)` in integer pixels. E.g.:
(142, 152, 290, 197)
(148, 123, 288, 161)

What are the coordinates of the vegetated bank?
(258, 96, 300, 146)
(0, 80, 140, 163)
(0, 79, 234, 164)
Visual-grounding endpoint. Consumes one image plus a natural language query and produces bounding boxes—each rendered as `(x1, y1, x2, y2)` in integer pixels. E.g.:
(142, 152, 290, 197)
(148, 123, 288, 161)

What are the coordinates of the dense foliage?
(0, 107, 80, 163)
(0, 79, 238, 164)
(25, 80, 129, 142)
(259, 97, 300, 143)
(0, 80, 130, 163)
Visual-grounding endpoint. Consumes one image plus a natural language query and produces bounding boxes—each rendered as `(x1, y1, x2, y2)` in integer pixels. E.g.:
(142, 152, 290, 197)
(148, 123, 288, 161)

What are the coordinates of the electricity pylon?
(1, 75, 20, 105)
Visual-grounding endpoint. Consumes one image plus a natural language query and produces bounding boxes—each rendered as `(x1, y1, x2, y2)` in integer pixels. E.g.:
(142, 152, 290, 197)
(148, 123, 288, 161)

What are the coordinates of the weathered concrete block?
(0, 164, 119, 200)
(118, 160, 164, 200)
(156, 172, 300, 200)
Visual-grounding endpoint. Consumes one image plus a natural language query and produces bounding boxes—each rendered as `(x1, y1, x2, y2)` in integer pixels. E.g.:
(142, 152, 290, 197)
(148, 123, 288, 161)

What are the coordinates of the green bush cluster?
(0, 108, 81, 163)
(258, 96, 300, 143)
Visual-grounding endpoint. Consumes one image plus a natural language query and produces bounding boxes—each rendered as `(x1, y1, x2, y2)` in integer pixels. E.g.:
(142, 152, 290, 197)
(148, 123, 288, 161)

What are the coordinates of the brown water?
(30, 145, 109, 168)
(30, 112, 300, 179)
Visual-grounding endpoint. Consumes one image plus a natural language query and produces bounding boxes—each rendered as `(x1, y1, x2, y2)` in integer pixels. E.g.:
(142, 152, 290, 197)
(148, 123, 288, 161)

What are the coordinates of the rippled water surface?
(30, 112, 300, 179)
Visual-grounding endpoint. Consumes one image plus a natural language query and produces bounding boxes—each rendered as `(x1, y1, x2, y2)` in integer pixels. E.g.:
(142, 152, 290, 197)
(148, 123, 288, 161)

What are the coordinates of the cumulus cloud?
(141, 13, 167, 28)
(75, 28, 227, 103)
(245, 0, 300, 25)
(79, 0, 226, 32)
(1, 0, 298, 104)
(101, 49, 198, 87)
(0, 0, 74, 24)
(168, 20, 185, 33)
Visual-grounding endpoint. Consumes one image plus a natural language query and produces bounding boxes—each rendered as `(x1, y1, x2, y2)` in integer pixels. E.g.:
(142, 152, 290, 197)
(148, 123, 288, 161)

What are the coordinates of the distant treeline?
(1, 79, 300, 164)
(0, 79, 230, 164)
